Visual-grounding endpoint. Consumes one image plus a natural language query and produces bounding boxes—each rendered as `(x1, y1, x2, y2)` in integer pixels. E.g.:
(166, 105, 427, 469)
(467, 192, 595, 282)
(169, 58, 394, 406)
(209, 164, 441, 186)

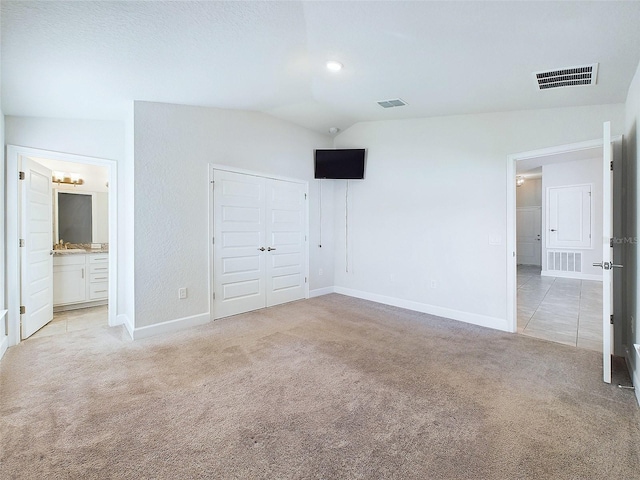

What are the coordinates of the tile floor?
(30, 305, 108, 339)
(517, 265, 603, 352)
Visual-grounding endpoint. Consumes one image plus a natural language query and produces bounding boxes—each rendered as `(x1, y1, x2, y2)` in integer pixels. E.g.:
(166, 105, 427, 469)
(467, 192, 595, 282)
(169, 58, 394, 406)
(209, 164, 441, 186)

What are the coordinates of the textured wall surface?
(332, 104, 625, 330)
(133, 102, 332, 328)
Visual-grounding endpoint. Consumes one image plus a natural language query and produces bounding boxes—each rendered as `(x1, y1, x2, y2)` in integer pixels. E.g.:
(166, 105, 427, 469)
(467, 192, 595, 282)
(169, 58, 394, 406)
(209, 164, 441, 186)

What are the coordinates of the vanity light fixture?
(52, 172, 84, 186)
(326, 60, 343, 72)
(516, 176, 525, 187)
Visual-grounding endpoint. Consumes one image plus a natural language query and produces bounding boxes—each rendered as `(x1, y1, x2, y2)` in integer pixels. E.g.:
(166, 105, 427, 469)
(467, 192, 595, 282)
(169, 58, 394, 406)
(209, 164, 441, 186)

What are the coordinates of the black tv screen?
(314, 149, 366, 179)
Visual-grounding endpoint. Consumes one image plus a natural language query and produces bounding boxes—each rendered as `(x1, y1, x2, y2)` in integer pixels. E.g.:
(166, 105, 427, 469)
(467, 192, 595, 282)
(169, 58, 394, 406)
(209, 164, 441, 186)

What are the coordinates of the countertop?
(53, 248, 109, 255)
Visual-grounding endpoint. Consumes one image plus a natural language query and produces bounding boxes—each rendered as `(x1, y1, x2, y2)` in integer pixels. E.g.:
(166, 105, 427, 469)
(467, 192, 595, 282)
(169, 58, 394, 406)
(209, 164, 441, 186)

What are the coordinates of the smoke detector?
(534, 63, 598, 90)
(377, 98, 407, 108)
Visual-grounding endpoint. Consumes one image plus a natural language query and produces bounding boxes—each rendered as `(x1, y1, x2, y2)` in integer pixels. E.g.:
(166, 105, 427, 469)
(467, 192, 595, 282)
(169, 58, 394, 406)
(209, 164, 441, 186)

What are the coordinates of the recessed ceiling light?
(326, 60, 343, 72)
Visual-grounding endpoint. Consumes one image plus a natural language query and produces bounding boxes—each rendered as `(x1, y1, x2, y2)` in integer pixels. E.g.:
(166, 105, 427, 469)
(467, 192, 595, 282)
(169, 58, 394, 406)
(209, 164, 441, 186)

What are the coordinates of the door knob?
(258, 247, 265, 252)
(610, 264, 624, 269)
(593, 262, 603, 268)
(267, 247, 276, 251)
(593, 262, 624, 270)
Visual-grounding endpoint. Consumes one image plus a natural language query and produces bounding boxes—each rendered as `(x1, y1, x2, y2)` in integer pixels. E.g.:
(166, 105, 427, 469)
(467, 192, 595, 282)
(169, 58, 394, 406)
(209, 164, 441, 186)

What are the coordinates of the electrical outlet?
(430, 280, 437, 289)
(319, 268, 323, 276)
(178, 288, 187, 299)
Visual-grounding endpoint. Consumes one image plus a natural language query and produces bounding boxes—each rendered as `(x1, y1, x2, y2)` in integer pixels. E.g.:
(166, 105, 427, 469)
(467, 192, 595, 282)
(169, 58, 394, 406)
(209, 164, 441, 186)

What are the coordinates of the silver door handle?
(258, 247, 265, 251)
(550, 229, 557, 232)
(50, 250, 54, 256)
(267, 247, 276, 251)
(593, 262, 624, 270)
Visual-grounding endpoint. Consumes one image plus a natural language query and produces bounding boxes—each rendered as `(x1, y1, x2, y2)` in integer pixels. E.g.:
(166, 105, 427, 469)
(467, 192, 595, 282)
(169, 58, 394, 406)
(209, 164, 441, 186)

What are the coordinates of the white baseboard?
(333, 287, 510, 332)
(541, 270, 602, 281)
(632, 344, 640, 406)
(0, 335, 8, 362)
(132, 312, 211, 340)
(118, 314, 134, 340)
(309, 287, 335, 298)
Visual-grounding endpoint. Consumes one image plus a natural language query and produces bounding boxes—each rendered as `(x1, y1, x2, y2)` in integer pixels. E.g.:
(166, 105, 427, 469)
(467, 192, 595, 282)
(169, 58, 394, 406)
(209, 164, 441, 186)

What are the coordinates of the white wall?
(516, 178, 541, 207)
(624, 60, 640, 404)
(332, 104, 624, 331)
(133, 101, 332, 329)
(0, 4, 6, 357)
(541, 157, 603, 279)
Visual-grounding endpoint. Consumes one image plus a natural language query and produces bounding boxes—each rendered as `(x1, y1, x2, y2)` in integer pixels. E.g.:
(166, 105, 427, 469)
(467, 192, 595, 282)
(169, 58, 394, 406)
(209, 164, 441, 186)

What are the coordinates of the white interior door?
(213, 169, 307, 319)
(516, 207, 541, 266)
(599, 122, 615, 384)
(265, 179, 307, 306)
(21, 158, 54, 339)
(213, 170, 266, 319)
(547, 185, 592, 248)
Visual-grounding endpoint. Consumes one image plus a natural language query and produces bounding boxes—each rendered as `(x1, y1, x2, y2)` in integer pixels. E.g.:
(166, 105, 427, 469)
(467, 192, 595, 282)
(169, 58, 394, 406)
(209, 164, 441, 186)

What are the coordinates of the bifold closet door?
(213, 170, 306, 319)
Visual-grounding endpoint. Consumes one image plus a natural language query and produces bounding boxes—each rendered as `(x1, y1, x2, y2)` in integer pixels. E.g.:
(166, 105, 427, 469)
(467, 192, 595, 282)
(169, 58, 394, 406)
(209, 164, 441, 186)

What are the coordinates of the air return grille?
(547, 251, 582, 273)
(534, 63, 598, 90)
(377, 98, 407, 108)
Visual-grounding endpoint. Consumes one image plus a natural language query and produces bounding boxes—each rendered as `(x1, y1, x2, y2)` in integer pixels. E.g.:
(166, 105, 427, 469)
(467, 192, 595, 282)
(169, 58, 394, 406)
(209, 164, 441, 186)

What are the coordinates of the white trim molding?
(309, 287, 335, 298)
(541, 271, 603, 282)
(334, 287, 510, 332)
(132, 312, 211, 340)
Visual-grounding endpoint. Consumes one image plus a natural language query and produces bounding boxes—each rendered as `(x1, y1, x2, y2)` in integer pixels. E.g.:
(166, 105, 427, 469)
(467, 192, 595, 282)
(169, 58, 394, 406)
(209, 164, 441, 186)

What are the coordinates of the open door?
(20, 158, 54, 339)
(593, 121, 619, 384)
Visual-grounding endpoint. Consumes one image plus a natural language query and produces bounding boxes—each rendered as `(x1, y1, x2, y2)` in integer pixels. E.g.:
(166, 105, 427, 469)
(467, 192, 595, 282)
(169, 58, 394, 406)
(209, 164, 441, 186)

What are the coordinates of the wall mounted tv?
(314, 149, 366, 179)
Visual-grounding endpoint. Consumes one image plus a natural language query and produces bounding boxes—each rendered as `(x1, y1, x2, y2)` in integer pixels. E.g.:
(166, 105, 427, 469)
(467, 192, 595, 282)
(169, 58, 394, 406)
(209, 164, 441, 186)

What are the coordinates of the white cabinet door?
(213, 170, 307, 319)
(547, 184, 591, 248)
(265, 179, 306, 307)
(516, 207, 542, 266)
(213, 170, 267, 319)
(53, 257, 87, 305)
(21, 159, 54, 339)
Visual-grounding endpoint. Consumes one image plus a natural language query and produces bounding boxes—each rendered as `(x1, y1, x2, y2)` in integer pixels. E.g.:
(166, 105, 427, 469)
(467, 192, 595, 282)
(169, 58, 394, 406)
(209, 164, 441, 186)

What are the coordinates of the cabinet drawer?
(53, 255, 86, 266)
(89, 282, 109, 300)
(90, 273, 109, 283)
(88, 254, 109, 264)
(89, 264, 109, 274)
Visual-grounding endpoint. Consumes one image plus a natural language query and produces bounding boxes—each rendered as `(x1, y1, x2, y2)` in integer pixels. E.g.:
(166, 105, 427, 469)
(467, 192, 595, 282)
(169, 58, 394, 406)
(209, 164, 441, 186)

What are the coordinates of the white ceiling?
(2, 1, 640, 134)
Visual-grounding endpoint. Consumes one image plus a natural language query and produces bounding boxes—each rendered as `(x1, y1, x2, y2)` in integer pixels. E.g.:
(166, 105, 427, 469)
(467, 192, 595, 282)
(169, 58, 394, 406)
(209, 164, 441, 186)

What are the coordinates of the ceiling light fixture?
(326, 60, 343, 72)
(516, 176, 525, 187)
(328, 127, 340, 134)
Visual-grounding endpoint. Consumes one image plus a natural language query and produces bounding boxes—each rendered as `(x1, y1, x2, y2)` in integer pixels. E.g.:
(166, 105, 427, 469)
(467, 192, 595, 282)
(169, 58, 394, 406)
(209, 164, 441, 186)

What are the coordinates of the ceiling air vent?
(534, 63, 598, 90)
(377, 98, 407, 108)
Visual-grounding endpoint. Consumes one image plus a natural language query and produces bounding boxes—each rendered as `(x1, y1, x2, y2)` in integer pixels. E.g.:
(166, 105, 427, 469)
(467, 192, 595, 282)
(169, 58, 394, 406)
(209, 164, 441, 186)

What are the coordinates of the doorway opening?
(514, 147, 603, 350)
(6, 146, 118, 347)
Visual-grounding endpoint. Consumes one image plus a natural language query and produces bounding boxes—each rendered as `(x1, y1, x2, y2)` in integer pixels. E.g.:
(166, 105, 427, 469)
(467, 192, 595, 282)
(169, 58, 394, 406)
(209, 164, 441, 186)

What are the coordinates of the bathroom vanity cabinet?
(53, 253, 108, 309)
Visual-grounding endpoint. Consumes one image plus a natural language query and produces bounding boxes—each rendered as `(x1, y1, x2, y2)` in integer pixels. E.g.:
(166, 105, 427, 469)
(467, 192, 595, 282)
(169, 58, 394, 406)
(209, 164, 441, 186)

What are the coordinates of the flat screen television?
(314, 149, 366, 179)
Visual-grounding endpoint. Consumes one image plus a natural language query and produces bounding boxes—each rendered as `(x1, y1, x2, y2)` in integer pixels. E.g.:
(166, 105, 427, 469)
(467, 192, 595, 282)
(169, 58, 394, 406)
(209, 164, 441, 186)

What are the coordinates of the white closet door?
(213, 170, 266, 319)
(547, 184, 591, 248)
(265, 179, 306, 307)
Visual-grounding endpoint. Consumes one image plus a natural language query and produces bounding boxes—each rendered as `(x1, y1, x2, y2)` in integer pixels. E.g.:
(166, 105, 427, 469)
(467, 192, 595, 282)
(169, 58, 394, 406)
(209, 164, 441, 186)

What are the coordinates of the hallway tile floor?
(29, 305, 108, 339)
(518, 265, 602, 352)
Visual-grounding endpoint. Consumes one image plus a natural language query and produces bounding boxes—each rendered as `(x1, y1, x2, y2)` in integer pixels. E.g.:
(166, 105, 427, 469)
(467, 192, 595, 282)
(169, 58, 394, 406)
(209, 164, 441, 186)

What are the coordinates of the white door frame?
(209, 163, 310, 320)
(506, 137, 620, 333)
(6, 145, 119, 347)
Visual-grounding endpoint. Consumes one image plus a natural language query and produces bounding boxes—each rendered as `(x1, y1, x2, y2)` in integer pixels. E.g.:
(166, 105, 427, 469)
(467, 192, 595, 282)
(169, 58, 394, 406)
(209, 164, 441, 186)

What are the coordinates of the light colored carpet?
(1, 294, 638, 479)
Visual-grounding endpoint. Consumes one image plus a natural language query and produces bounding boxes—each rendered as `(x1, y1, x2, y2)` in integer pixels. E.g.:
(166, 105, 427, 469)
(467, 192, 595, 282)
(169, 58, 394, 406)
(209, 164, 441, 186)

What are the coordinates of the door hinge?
(19, 238, 25, 247)
(305, 277, 307, 283)
(20, 305, 25, 315)
(304, 193, 307, 200)
(610, 314, 614, 325)
(212, 292, 216, 300)
(610, 161, 613, 171)
(212, 236, 215, 245)
(19, 171, 25, 180)
(610, 238, 614, 248)
(210, 180, 215, 188)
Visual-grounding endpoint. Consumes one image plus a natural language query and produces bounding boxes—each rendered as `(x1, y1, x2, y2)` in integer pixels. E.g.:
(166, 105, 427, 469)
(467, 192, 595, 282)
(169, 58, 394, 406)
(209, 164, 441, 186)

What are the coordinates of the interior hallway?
(517, 265, 603, 351)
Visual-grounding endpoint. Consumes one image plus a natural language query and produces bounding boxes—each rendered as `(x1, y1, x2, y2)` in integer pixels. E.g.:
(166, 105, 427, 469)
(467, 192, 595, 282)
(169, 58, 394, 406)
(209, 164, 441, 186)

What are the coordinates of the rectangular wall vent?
(547, 251, 582, 273)
(534, 63, 598, 90)
(377, 98, 407, 108)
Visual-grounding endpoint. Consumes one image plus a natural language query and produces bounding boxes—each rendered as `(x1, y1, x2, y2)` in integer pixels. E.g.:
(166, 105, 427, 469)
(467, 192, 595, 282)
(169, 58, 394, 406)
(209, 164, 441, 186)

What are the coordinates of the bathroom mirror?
(54, 190, 108, 244)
